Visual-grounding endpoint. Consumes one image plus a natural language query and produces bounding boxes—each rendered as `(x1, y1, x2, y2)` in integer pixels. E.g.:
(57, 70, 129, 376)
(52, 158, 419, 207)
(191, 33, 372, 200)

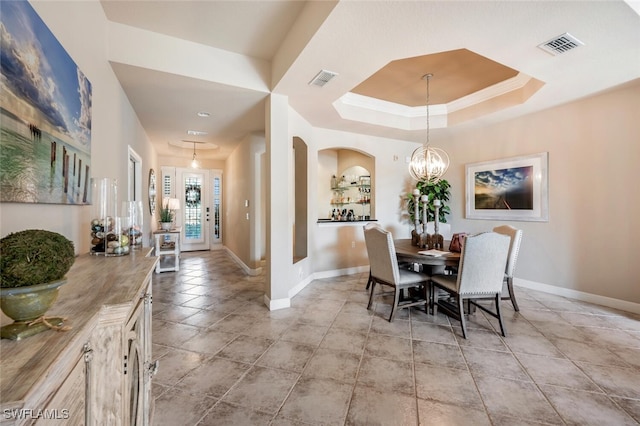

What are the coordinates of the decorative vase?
(90, 178, 129, 256)
(0, 278, 67, 340)
(122, 201, 143, 250)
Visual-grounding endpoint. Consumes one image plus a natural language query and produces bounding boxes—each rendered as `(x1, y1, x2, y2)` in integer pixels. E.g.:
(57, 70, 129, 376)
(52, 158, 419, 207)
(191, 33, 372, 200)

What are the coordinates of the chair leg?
(389, 287, 401, 322)
(367, 280, 376, 310)
(366, 270, 373, 290)
(495, 293, 507, 337)
(458, 296, 468, 339)
(507, 277, 519, 312)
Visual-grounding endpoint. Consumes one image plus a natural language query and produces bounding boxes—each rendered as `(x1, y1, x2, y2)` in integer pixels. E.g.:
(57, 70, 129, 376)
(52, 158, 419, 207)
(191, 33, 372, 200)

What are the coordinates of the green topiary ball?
(0, 229, 75, 288)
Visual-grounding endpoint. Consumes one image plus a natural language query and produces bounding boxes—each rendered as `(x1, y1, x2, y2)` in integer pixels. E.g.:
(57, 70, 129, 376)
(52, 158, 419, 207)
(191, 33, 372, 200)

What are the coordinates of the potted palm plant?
(0, 229, 75, 340)
(158, 206, 174, 231)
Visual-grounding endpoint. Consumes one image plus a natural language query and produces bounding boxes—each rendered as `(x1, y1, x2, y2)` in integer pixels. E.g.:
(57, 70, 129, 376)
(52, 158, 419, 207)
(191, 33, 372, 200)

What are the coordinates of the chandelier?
(408, 73, 449, 183)
(190, 142, 199, 169)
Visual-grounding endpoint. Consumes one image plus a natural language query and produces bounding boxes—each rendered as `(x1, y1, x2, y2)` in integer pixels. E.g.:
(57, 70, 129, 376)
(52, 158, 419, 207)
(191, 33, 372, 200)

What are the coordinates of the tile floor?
(151, 251, 640, 425)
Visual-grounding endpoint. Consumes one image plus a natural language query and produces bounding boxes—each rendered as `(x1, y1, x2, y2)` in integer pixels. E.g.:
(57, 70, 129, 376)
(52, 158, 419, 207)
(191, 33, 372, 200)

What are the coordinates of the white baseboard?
(516, 278, 640, 315)
(313, 265, 369, 280)
(263, 294, 290, 311)
(224, 247, 262, 276)
(261, 266, 368, 311)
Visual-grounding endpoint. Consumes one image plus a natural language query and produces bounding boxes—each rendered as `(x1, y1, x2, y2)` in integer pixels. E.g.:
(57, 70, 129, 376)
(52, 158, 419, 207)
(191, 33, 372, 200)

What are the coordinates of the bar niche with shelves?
(330, 174, 371, 221)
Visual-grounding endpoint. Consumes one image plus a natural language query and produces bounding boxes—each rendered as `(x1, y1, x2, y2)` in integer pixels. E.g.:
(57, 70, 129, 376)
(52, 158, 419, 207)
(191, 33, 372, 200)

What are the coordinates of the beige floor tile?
(319, 327, 367, 355)
(542, 385, 638, 426)
(302, 347, 361, 384)
(239, 317, 291, 340)
(297, 307, 340, 326)
(279, 377, 353, 425)
(462, 346, 531, 381)
(152, 320, 201, 348)
(414, 363, 484, 409)
(611, 397, 640, 423)
(502, 331, 566, 357)
(279, 321, 328, 347)
(181, 328, 236, 355)
(154, 348, 209, 386)
(175, 356, 251, 398)
(417, 399, 491, 426)
(614, 346, 640, 369)
(357, 356, 415, 396)
(151, 251, 640, 426)
(153, 387, 216, 426)
(370, 316, 411, 338)
(331, 310, 373, 332)
(216, 335, 274, 363)
(551, 337, 629, 367)
(256, 340, 315, 372)
(222, 366, 299, 415)
(179, 309, 228, 328)
(454, 328, 508, 351)
(364, 333, 412, 361)
(346, 385, 418, 426)
(576, 326, 640, 351)
(516, 353, 600, 391)
(411, 322, 457, 345)
(197, 401, 273, 426)
(474, 375, 562, 424)
(577, 362, 640, 399)
(412, 340, 466, 370)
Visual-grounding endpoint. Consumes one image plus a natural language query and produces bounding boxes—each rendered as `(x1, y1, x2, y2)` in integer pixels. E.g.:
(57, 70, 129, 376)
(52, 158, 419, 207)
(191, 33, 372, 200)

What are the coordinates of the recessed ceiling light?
(187, 130, 207, 136)
(197, 111, 210, 117)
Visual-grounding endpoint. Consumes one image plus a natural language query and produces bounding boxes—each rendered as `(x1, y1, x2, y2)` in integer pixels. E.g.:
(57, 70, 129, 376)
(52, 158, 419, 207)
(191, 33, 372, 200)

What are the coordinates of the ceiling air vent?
(538, 33, 584, 56)
(309, 69, 338, 87)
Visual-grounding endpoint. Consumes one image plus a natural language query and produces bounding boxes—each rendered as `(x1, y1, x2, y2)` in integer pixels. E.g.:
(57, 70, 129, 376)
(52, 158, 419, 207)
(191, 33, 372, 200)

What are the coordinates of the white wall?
(0, 1, 158, 254)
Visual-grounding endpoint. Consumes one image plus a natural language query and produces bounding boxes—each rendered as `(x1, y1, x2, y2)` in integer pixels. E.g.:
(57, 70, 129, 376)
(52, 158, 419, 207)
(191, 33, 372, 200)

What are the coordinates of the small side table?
(153, 228, 181, 273)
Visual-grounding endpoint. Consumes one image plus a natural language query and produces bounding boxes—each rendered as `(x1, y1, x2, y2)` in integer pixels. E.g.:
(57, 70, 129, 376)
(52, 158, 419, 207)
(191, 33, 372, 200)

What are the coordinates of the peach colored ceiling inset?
(351, 49, 519, 106)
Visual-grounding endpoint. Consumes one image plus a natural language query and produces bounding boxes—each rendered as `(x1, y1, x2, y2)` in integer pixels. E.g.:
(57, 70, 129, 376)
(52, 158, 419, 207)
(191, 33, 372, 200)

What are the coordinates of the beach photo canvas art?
(465, 153, 549, 222)
(1, 1, 92, 204)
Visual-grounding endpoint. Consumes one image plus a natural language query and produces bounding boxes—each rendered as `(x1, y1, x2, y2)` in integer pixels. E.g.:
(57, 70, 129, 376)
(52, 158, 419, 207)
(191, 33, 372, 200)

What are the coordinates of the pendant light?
(190, 142, 199, 169)
(408, 73, 449, 183)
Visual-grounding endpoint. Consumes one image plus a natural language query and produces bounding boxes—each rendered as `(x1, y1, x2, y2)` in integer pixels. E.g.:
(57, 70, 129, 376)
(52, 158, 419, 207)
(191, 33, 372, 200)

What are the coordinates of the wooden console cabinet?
(0, 251, 158, 425)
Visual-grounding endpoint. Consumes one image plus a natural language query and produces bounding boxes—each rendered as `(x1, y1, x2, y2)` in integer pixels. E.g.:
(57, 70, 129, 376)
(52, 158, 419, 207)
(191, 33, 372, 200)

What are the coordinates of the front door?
(176, 168, 209, 251)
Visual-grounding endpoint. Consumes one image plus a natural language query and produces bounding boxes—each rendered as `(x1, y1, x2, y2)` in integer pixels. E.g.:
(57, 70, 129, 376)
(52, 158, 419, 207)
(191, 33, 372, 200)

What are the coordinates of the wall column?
(264, 94, 293, 309)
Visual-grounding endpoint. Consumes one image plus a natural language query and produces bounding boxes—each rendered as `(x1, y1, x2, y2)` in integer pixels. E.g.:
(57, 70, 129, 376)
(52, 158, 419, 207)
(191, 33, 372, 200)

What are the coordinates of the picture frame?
(465, 152, 548, 222)
(0, 1, 92, 205)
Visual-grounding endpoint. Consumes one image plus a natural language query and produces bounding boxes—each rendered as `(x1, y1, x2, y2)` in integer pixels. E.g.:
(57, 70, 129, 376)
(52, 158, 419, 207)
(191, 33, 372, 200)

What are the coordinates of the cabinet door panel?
(38, 355, 85, 425)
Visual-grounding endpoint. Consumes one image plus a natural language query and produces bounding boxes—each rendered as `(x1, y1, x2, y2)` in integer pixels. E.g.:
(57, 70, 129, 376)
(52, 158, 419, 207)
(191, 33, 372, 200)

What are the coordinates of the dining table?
(394, 238, 461, 267)
(394, 238, 462, 314)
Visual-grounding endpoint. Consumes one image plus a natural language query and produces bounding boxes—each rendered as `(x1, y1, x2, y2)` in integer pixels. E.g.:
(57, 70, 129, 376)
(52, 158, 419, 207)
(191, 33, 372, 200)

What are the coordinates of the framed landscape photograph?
(0, 1, 92, 205)
(465, 152, 548, 222)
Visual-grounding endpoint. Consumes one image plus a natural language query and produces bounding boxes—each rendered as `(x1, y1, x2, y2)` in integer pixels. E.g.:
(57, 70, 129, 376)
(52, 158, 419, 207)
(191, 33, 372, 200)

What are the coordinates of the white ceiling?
(101, 1, 640, 161)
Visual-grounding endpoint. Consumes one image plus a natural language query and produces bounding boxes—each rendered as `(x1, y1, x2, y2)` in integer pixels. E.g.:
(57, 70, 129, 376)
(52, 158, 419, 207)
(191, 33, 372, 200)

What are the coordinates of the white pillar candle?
(433, 199, 441, 207)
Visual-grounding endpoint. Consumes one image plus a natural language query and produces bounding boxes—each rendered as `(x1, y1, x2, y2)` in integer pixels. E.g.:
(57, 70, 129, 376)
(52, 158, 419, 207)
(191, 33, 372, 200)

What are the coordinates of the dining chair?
(431, 232, 510, 338)
(364, 225, 431, 322)
(363, 222, 382, 290)
(493, 225, 523, 311)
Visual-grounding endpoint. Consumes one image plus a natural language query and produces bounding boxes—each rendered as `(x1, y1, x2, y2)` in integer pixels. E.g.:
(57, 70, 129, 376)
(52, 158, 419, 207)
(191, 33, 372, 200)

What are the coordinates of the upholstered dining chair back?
(431, 232, 511, 338)
(456, 232, 511, 296)
(493, 225, 522, 279)
(364, 225, 430, 322)
(364, 225, 399, 286)
(492, 225, 523, 311)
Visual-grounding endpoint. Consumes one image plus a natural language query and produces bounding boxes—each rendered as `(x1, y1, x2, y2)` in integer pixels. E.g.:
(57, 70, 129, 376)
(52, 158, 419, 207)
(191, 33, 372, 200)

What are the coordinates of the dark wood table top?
(394, 238, 461, 267)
